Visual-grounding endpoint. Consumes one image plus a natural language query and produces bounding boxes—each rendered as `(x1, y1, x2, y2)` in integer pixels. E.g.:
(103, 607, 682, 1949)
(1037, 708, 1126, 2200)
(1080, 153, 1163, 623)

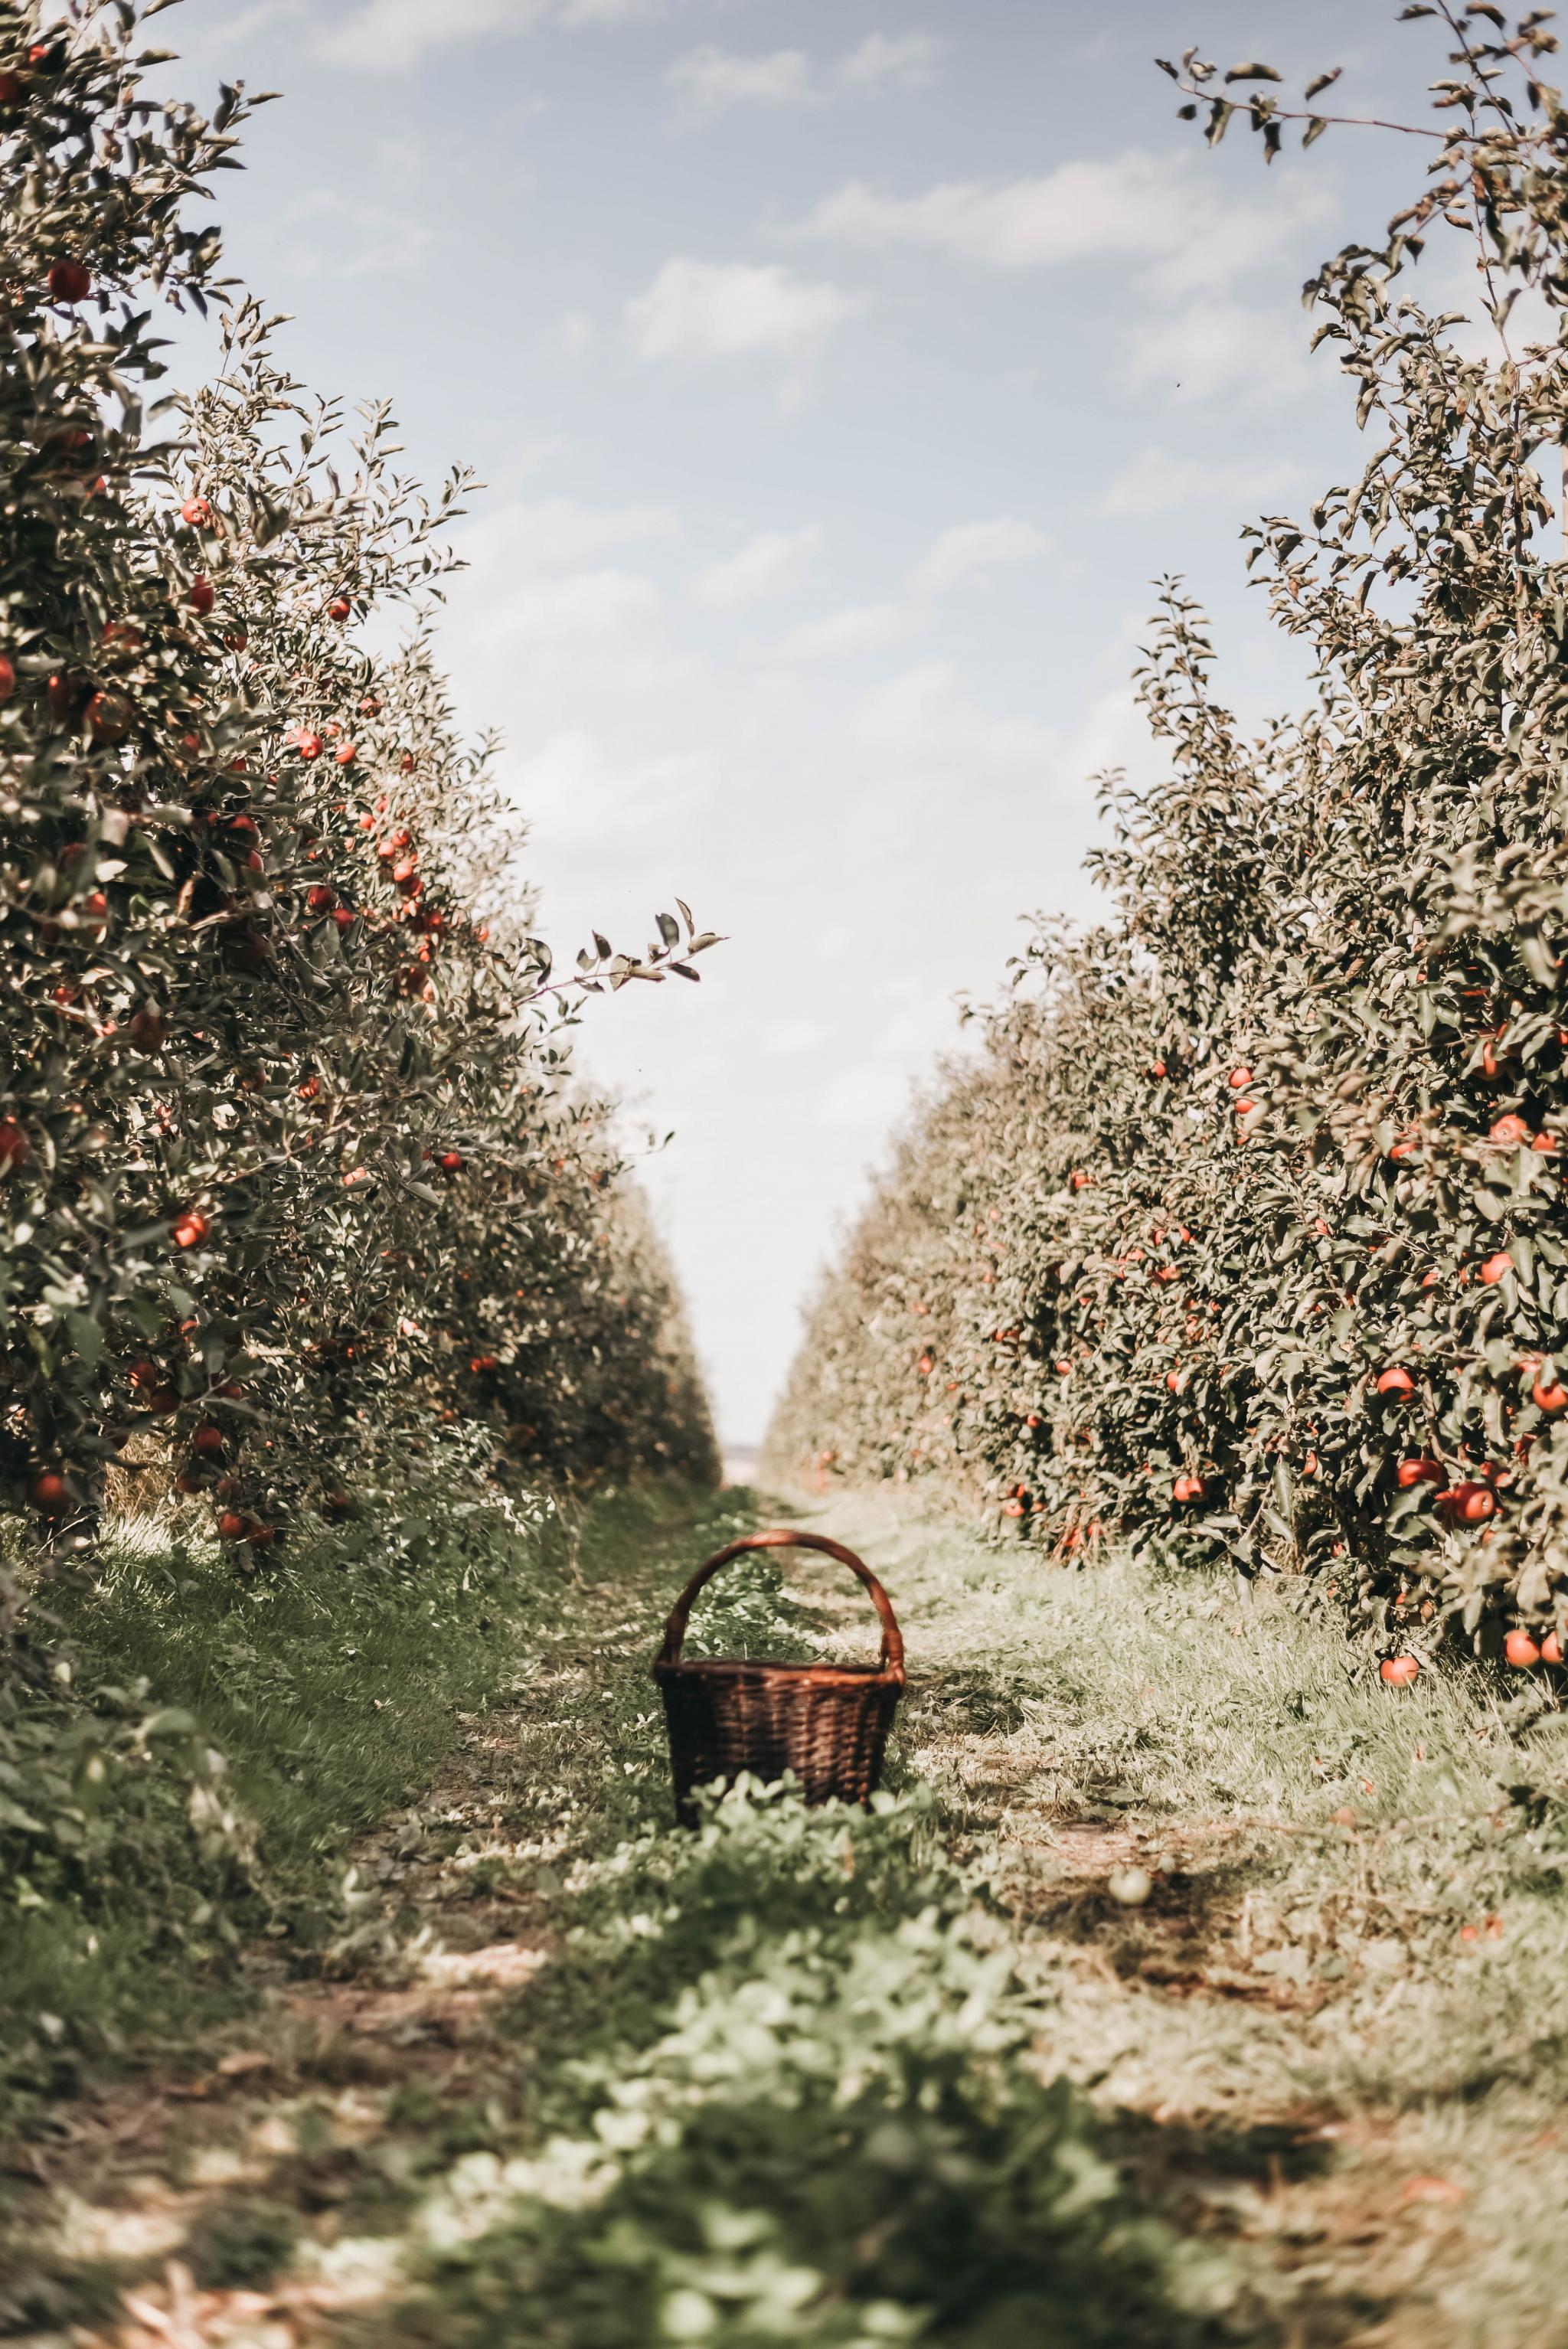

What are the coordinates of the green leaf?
(142, 1708, 198, 1740)
(65, 1313, 104, 1367)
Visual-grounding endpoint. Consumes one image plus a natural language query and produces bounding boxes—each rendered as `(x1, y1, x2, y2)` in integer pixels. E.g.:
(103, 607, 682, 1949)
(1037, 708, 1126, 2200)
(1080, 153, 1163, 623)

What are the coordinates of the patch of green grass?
(394, 1783, 1252, 2349)
(17, 1480, 1568, 2345)
(0, 1480, 724, 2127)
(183, 2195, 301, 2291)
(791, 1491, 1568, 2347)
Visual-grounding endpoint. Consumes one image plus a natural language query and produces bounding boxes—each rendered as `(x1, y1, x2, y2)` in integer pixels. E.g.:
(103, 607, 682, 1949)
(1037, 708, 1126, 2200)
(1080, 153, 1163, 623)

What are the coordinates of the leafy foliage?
(400, 1780, 1243, 2349)
(768, 11, 1568, 1664)
(0, 0, 717, 1929)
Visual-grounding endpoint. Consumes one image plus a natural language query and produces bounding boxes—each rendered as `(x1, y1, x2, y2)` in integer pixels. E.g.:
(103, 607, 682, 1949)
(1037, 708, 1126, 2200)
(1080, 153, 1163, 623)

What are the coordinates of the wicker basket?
(652, 1528, 906, 1825)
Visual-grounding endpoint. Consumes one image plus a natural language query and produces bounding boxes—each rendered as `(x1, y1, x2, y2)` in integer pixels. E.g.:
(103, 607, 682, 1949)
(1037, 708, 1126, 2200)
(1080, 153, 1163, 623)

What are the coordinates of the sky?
(163, 0, 1453, 1442)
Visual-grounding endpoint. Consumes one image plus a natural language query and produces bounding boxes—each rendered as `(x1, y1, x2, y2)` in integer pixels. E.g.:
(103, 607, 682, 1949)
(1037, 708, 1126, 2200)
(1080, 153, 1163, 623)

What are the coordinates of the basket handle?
(656, 1529, 905, 1678)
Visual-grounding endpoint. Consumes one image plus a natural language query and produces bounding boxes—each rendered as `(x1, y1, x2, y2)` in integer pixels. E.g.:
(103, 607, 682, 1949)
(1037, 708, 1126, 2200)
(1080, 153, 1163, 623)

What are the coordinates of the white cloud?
(1099, 447, 1305, 520)
(312, 0, 547, 71)
(206, 0, 308, 43)
(773, 603, 910, 662)
(469, 571, 657, 651)
(550, 309, 595, 358)
(559, 0, 679, 18)
(445, 499, 678, 665)
(666, 31, 946, 117)
(624, 258, 865, 400)
(812, 1057, 913, 1137)
(793, 152, 1330, 296)
(276, 188, 433, 279)
(695, 525, 822, 607)
(839, 31, 946, 87)
(669, 46, 814, 113)
(909, 515, 1048, 596)
(853, 662, 1051, 769)
(460, 497, 677, 576)
(1122, 300, 1317, 405)
(760, 1018, 827, 1055)
(508, 728, 715, 852)
(1050, 687, 1160, 804)
(313, 0, 695, 68)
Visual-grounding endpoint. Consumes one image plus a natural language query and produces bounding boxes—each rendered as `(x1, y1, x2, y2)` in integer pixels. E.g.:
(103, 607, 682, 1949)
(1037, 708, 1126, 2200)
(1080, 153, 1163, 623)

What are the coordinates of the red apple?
(1442, 1481, 1496, 1524)
(84, 690, 131, 741)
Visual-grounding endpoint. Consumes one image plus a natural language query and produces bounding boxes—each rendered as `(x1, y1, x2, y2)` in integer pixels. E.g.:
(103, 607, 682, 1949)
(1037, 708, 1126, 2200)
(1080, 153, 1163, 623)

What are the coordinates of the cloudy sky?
(169, 0, 1445, 1442)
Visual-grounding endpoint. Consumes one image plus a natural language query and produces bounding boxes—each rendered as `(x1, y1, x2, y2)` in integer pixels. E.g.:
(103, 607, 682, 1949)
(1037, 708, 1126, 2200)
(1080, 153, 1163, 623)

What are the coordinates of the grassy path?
(6, 1482, 1568, 2346)
(802, 1490, 1568, 2349)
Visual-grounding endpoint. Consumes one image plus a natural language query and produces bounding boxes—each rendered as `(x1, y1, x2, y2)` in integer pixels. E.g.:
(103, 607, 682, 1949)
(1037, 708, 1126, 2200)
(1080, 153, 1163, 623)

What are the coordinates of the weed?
(182, 2197, 300, 2292)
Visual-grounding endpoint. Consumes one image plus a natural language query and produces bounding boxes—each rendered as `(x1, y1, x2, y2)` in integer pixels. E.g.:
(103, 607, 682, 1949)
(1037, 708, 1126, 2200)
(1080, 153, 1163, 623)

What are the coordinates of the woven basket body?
(653, 1530, 906, 1825)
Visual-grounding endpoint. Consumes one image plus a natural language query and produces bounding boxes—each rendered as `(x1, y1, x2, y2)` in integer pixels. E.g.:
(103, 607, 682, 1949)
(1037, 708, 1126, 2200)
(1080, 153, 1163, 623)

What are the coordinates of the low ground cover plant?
(766, 10, 1568, 1665)
(400, 1782, 1243, 2349)
(377, 1508, 1250, 2349)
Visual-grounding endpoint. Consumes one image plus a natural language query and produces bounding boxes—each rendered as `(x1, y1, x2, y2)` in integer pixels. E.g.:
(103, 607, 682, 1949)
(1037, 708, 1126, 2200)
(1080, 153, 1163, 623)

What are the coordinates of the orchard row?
(0, 7, 718, 1582)
(766, 14, 1568, 1668)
